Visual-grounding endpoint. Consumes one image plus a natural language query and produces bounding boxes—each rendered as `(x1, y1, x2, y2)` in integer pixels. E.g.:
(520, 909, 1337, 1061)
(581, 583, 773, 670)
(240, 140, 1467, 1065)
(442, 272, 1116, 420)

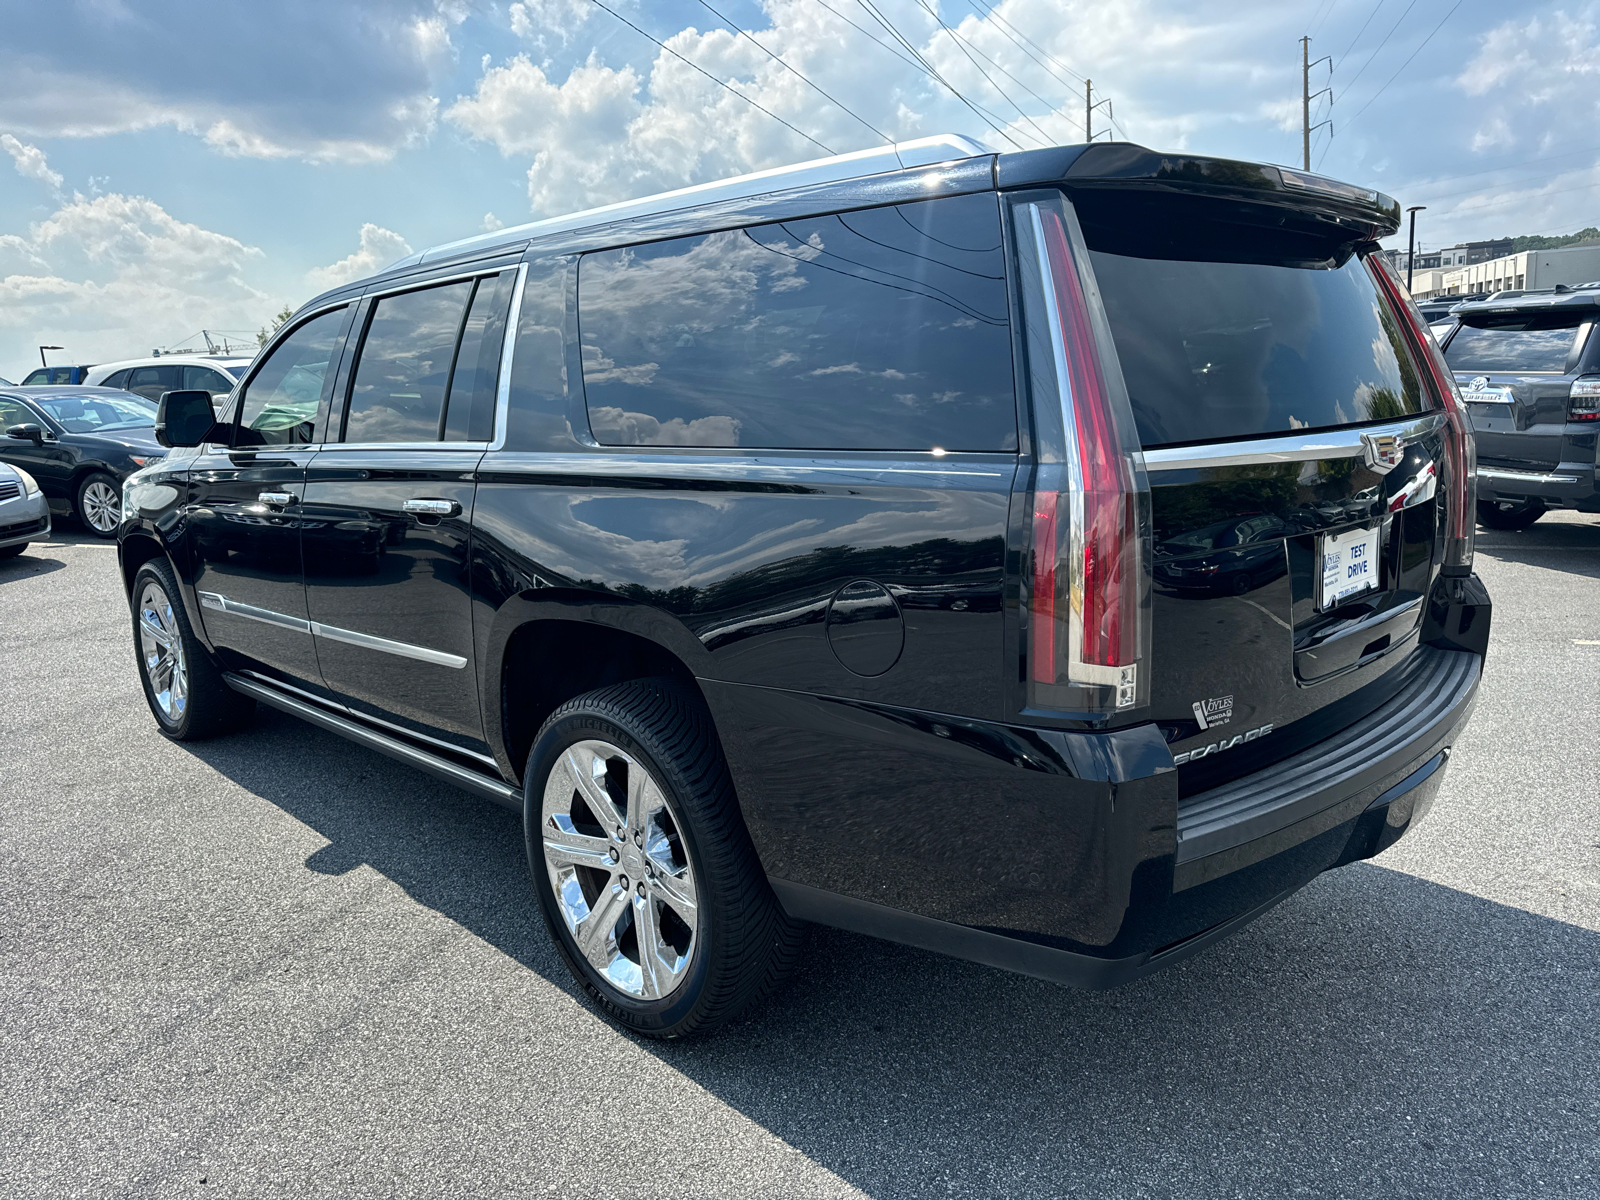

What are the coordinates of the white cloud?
(305, 224, 413, 292)
(1, 135, 64, 193)
(482, 212, 506, 232)
(509, 0, 590, 45)
(0, 192, 272, 372)
(0, 3, 456, 163)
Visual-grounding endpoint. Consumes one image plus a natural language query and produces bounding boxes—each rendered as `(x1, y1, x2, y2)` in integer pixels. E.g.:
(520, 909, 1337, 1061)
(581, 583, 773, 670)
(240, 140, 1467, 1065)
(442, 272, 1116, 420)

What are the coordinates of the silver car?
(0, 461, 51, 559)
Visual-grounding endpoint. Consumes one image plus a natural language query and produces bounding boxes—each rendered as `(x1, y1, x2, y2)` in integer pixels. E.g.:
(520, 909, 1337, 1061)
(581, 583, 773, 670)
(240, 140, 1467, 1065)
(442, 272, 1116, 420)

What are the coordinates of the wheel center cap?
(621, 844, 644, 874)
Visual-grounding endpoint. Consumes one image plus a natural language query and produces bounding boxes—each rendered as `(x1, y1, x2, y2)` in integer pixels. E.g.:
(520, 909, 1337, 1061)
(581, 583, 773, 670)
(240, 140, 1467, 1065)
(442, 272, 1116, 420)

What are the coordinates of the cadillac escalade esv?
(119, 136, 1490, 1037)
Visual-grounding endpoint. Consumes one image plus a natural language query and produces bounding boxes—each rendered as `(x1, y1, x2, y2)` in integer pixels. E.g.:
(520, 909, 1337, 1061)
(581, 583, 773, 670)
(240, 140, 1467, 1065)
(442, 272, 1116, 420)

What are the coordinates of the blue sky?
(1, 0, 1595, 375)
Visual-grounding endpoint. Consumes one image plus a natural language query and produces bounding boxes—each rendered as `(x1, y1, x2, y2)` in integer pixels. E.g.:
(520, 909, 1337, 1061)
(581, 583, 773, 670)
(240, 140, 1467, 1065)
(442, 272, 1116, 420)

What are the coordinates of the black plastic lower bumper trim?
(769, 876, 1297, 991)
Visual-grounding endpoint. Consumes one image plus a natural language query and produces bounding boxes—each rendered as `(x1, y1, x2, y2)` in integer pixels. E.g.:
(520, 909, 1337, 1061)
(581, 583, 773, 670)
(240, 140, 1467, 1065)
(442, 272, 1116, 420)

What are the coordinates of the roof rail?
(385, 134, 996, 273)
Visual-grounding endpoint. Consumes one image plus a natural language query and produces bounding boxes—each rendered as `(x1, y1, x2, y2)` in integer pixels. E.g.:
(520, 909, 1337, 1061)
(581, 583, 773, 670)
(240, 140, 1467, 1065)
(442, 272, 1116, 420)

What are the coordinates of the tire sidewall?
(77, 471, 121, 539)
(524, 706, 718, 1036)
(131, 560, 195, 738)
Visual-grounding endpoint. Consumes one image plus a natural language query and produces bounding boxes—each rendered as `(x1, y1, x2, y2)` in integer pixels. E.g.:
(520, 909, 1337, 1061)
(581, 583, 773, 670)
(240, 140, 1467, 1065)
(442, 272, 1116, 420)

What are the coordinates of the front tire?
(76, 471, 122, 539)
(131, 558, 255, 740)
(1476, 497, 1544, 531)
(525, 678, 802, 1038)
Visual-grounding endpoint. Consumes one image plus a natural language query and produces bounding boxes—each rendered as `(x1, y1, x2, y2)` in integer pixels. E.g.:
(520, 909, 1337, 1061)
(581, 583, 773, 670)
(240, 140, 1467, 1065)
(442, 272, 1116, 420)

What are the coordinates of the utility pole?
(1406, 206, 1426, 292)
(1301, 36, 1332, 170)
(1083, 79, 1114, 143)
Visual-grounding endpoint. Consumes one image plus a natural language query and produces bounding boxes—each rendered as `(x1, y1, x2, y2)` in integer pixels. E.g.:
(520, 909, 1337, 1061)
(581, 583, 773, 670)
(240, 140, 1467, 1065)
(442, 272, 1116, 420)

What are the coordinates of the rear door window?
(340, 274, 511, 445)
(577, 191, 1015, 451)
(1444, 313, 1591, 373)
(126, 365, 181, 403)
(183, 366, 236, 395)
(1087, 249, 1428, 447)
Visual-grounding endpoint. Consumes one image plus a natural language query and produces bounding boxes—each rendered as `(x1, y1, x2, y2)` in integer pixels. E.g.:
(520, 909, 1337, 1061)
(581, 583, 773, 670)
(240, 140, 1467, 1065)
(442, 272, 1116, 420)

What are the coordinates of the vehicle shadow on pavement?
(0, 549, 67, 581)
(185, 707, 1600, 1200)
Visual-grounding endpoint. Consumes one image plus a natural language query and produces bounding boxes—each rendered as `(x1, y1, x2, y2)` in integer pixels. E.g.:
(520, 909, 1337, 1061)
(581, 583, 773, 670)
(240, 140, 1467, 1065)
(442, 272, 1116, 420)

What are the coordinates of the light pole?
(39, 345, 63, 368)
(1406, 206, 1426, 293)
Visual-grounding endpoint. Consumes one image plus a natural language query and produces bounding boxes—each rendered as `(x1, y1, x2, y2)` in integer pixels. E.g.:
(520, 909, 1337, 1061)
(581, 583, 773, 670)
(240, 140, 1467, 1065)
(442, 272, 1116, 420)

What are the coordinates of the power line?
(587, 0, 834, 154)
(957, 0, 1126, 140)
(810, 0, 928, 74)
(1334, 0, 1386, 66)
(1341, 0, 1464, 134)
(1339, 0, 1418, 97)
(1307, 0, 1340, 37)
(913, 0, 1052, 146)
(694, 0, 893, 146)
(852, 0, 1026, 148)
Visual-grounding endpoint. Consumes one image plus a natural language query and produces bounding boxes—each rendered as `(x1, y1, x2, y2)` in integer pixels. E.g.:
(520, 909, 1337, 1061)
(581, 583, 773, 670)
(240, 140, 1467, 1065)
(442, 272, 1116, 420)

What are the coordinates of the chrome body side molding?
(1142, 412, 1446, 472)
(223, 673, 520, 810)
(197, 590, 467, 669)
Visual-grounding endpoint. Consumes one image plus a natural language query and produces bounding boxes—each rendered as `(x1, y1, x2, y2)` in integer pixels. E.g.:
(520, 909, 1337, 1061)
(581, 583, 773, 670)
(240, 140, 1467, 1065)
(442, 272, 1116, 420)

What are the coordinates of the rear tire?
(525, 677, 802, 1038)
(130, 558, 255, 740)
(1476, 497, 1544, 531)
(76, 471, 122, 539)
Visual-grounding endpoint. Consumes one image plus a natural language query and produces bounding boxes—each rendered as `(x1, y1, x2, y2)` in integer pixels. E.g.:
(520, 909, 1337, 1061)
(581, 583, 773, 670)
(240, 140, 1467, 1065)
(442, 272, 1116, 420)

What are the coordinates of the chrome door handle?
(258, 491, 296, 506)
(401, 498, 460, 517)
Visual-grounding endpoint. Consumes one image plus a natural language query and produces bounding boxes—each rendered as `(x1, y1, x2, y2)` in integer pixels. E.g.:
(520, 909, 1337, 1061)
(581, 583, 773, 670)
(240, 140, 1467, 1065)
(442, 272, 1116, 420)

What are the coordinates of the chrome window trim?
(317, 442, 490, 454)
(1142, 412, 1446, 472)
(197, 590, 467, 669)
(362, 263, 517, 302)
(490, 261, 528, 453)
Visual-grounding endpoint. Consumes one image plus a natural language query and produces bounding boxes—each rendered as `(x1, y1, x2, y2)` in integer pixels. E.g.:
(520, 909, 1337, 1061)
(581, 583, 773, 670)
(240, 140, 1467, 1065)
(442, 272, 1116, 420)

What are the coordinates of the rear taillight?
(1569, 377, 1600, 421)
(1367, 254, 1476, 573)
(1013, 193, 1151, 715)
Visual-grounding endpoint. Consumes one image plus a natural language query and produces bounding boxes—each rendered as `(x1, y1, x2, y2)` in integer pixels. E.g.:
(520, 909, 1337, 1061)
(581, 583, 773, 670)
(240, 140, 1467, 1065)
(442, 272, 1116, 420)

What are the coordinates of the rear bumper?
(767, 644, 1480, 990)
(1477, 460, 1599, 510)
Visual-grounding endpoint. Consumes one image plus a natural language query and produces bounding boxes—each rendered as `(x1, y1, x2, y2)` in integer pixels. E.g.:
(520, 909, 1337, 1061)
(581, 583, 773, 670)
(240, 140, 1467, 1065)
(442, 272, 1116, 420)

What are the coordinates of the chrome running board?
(223, 672, 521, 811)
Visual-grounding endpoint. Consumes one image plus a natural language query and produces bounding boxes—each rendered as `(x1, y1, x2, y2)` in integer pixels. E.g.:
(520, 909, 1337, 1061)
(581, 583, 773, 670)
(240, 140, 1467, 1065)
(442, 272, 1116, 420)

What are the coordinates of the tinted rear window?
(577, 192, 1015, 451)
(1088, 250, 1428, 448)
(1444, 312, 1591, 373)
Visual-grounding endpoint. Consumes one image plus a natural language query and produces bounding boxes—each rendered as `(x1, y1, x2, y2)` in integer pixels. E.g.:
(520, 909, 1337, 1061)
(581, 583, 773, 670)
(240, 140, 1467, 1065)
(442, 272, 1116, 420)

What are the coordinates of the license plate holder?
(1318, 525, 1381, 610)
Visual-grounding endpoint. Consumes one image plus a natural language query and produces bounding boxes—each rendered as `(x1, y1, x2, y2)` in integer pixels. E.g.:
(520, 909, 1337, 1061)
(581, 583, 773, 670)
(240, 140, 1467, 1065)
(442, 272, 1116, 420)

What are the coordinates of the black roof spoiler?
(997, 142, 1401, 243)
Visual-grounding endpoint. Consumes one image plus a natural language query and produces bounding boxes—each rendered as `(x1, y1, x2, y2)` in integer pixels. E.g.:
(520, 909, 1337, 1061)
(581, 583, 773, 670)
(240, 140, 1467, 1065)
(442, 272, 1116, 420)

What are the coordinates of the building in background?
(1438, 243, 1600, 297)
(1386, 238, 1514, 278)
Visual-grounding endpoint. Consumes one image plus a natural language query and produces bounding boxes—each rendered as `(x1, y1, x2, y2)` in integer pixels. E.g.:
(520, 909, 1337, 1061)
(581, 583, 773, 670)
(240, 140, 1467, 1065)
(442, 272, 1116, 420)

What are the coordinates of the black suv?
(1438, 290, 1600, 528)
(118, 138, 1490, 1037)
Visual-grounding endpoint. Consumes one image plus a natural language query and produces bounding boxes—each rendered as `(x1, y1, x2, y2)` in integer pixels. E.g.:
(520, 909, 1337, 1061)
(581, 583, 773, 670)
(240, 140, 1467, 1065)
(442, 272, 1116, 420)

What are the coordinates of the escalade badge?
(1361, 432, 1404, 473)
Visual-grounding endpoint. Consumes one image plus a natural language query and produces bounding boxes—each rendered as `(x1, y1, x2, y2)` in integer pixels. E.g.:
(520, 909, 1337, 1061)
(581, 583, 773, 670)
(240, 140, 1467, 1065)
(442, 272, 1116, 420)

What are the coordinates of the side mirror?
(155, 389, 221, 448)
(5, 423, 44, 446)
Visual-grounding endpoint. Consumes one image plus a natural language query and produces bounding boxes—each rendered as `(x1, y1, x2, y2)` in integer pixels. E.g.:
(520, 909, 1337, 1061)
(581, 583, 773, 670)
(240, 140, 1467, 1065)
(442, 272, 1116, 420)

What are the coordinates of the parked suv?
(1438, 290, 1600, 528)
(85, 356, 250, 404)
(117, 137, 1490, 1037)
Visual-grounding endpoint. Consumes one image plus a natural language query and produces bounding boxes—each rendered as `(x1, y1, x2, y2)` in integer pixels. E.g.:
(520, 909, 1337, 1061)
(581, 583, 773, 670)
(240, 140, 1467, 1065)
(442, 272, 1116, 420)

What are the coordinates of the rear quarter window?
(1444, 313, 1591, 373)
(577, 192, 1016, 451)
(1087, 249, 1428, 447)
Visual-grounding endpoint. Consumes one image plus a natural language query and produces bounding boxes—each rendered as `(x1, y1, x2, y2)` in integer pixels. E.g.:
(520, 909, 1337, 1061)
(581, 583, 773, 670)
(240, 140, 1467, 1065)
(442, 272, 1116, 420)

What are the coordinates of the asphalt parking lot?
(1, 515, 1596, 1199)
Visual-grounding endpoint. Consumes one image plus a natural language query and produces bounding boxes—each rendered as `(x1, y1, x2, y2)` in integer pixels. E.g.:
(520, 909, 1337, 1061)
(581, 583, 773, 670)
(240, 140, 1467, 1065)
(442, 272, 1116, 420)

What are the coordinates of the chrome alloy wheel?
(81, 480, 121, 533)
(137, 580, 188, 723)
(541, 739, 699, 1000)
